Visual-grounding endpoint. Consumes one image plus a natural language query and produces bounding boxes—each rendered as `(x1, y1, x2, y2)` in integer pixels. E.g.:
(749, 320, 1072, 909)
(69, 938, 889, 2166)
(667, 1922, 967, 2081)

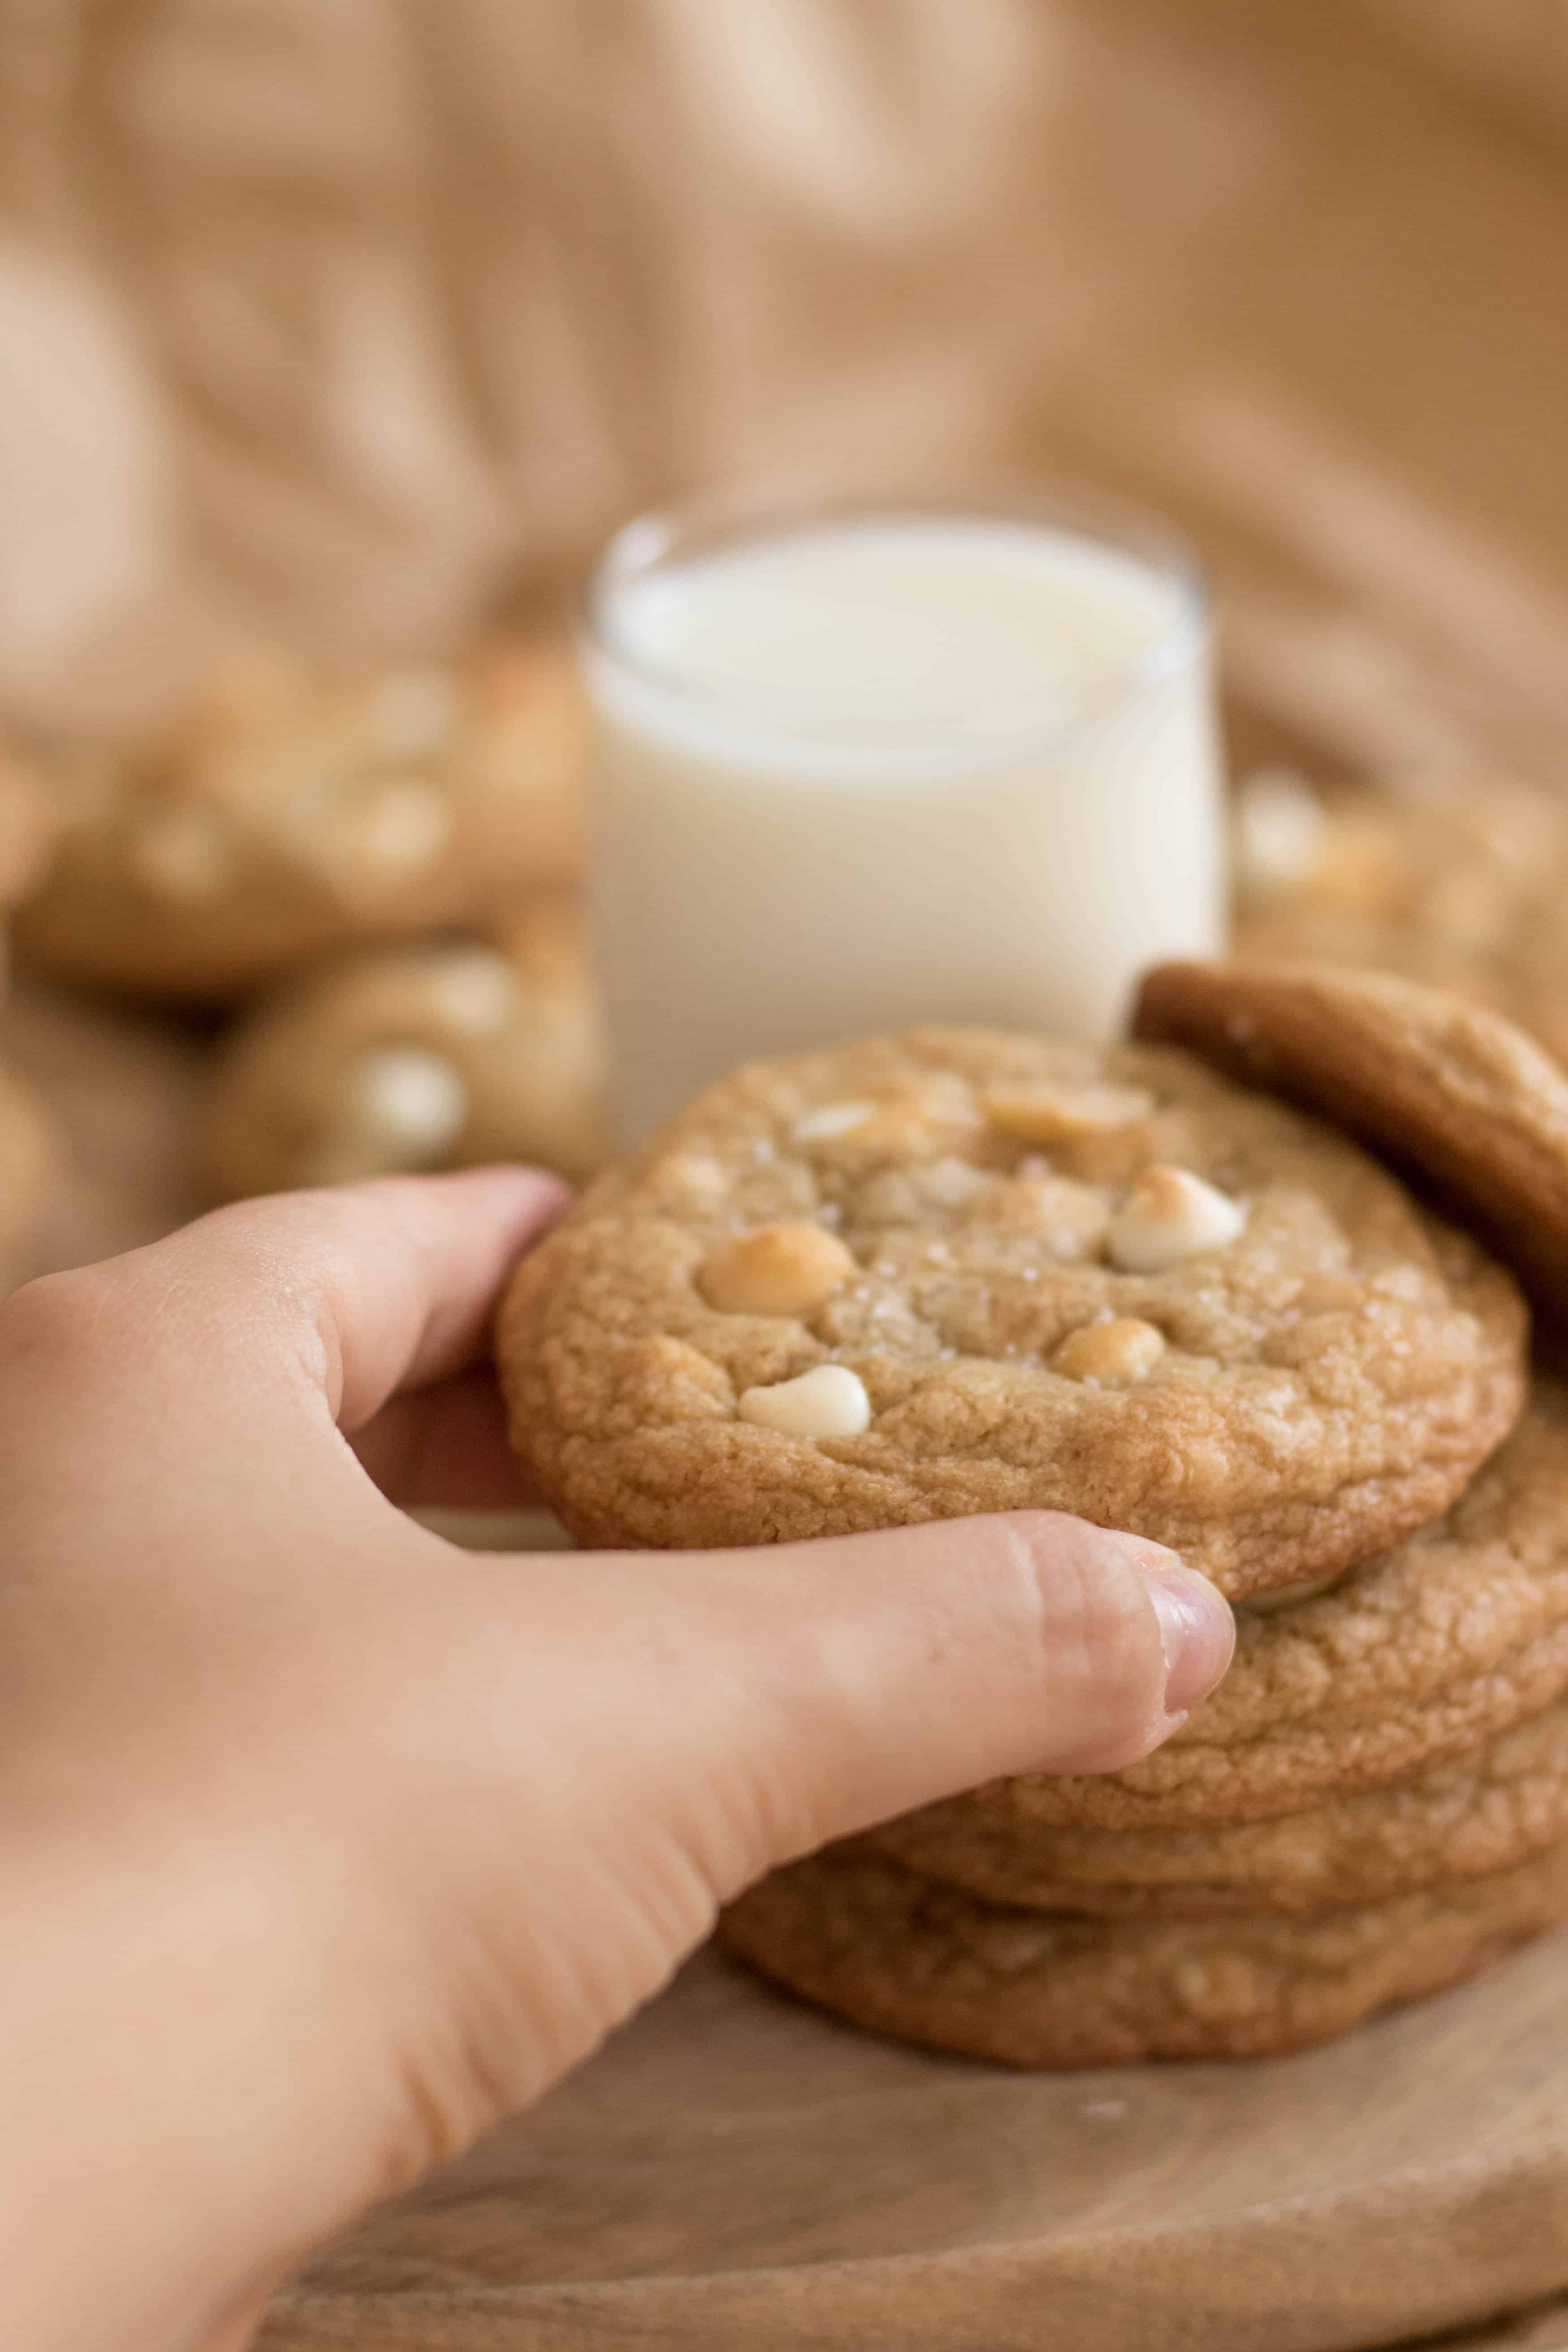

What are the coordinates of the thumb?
(481, 1512, 1234, 1908)
(265, 1512, 1235, 2198)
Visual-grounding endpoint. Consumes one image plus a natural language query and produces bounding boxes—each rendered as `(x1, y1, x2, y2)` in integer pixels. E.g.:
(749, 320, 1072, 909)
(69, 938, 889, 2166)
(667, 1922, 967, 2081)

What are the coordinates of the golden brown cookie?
(1231, 771, 1568, 1068)
(200, 899, 608, 1198)
(498, 1028, 1526, 1597)
(866, 1691, 1568, 1916)
(1136, 960, 1568, 1326)
(719, 1838, 1568, 2068)
(907, 1384, 1568, 1833)
(16, 640, 582, 1000)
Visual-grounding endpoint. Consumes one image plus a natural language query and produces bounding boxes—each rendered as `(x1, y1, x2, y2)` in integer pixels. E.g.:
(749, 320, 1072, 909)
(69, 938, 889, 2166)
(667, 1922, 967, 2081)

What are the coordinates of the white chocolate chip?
(699, 1224, 858, 1316)
(791, 1088, 974, 1154)
(349, 1046, 469, 1158)
(429, 948, 520, 1034)
(792, 1101, 878, 1144)
(737, 1363, 872, 1440)
(366, 665, 463, 759)
(1108, 1166, 1248, 1273)
(128, 805, 234, 901)
(982, 1081, 1154, 1146)
(1052, 1316, 1166, 1386)
(1233, 768, 1326, 895)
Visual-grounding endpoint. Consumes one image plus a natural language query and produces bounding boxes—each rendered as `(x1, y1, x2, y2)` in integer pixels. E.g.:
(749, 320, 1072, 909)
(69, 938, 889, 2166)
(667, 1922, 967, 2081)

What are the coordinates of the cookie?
(1231, 772, 1559, 941)
(200, 899, 608, 1198)
(907, 1384, 1568, 1833)
(718, 1838, 1568, 2067)
(1136, 960, 1568, 1325)
(1231, 772, 1568, 1068)
(15, 639, 582, 1000)
(497, 1027, 1527, 1597)
(866, 1690, 1568, 1916)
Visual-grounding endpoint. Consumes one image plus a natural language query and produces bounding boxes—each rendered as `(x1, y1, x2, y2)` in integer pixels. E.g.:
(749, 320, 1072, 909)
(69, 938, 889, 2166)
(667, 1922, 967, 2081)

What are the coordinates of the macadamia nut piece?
(699, 1224, 858, 1316)
(1051, 1316, 1166, 1387)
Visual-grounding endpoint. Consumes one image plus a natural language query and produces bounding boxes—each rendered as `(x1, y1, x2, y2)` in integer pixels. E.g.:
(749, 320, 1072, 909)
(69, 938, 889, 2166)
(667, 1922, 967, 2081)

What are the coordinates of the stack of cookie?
(498, 960, 1568, 2066)
(8, 637, 609, 1200)
(17, 640, 582, 1000)
(199, 900, 608, 1200)
(1231, 766, 1568, 1070)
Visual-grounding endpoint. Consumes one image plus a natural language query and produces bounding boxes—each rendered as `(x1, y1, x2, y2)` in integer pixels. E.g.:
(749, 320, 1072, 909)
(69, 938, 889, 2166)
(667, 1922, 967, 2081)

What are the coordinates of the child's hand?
(0, 1169, 1232, 2352)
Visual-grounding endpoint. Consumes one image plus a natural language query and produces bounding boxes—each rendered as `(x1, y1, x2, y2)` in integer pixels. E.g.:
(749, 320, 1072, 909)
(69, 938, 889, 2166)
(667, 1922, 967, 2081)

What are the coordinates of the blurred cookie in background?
(200, 899, 608, 1201)
(1231, 770, 1568, 1066)
(2, 982, 205, 1276)
(14, 639, 583, 1002)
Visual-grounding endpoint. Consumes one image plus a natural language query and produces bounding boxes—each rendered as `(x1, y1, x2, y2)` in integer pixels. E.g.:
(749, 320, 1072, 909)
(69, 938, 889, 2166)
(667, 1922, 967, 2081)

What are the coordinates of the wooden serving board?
(259, 1924, 1568, 2352)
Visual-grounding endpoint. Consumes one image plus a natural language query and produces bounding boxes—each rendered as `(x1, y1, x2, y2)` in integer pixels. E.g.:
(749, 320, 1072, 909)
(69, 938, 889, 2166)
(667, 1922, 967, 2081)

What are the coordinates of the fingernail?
(1146, 1564, 1235, 1715)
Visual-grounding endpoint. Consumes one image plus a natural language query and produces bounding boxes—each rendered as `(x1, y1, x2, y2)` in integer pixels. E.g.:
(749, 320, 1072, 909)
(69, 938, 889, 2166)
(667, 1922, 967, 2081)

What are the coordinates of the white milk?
(587, 510, 1223, 1140)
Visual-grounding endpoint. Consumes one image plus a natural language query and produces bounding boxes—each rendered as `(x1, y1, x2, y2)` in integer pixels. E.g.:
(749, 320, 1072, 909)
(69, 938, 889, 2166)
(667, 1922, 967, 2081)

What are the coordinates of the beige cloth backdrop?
(4, 0, 1568, 789)
(0, 0, 1052, 730)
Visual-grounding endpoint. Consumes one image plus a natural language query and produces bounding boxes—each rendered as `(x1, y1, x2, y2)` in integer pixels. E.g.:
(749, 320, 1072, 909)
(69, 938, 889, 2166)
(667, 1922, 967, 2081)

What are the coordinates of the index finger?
(7, 1167, 569, 1439)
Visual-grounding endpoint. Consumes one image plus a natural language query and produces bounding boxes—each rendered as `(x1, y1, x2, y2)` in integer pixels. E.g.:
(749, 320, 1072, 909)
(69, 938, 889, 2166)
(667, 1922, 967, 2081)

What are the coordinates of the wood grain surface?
(252, 1931, 1568, 2352)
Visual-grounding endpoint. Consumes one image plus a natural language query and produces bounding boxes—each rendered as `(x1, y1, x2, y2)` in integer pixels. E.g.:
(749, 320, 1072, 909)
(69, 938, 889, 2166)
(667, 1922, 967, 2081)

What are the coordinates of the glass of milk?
(586, 490, 1224, 1141)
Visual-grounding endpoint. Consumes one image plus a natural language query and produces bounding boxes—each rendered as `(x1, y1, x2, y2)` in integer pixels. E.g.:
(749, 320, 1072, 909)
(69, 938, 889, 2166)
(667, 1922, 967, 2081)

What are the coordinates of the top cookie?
(15, 640, 582, 1000)
(1136, 960, 1568, 1327)
(498, 1028, 1527, 1596)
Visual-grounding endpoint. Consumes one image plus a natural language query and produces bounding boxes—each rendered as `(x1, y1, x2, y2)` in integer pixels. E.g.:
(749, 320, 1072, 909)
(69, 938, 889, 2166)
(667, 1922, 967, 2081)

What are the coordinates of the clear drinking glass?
(584, 487, 1223, 1142)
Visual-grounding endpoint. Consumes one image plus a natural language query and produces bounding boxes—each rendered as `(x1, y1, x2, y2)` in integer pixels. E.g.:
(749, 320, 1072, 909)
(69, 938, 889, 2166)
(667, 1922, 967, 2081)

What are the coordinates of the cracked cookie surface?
(719, 1838, 1568, 2067)
(497, 1027, 1528, 1597)
(879, 1383, 1568, 1833)
(867, 1689, 1568, 1915)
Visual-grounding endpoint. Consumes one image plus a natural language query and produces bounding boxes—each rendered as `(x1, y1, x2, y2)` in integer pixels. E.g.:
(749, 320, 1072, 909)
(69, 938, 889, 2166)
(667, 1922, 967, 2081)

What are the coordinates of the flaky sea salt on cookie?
(496, 1028, 1527, 1598)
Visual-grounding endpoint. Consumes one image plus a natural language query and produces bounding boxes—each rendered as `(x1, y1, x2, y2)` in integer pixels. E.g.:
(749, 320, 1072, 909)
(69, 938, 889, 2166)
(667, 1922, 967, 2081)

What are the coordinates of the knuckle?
(0, 1267, 114, 1379)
